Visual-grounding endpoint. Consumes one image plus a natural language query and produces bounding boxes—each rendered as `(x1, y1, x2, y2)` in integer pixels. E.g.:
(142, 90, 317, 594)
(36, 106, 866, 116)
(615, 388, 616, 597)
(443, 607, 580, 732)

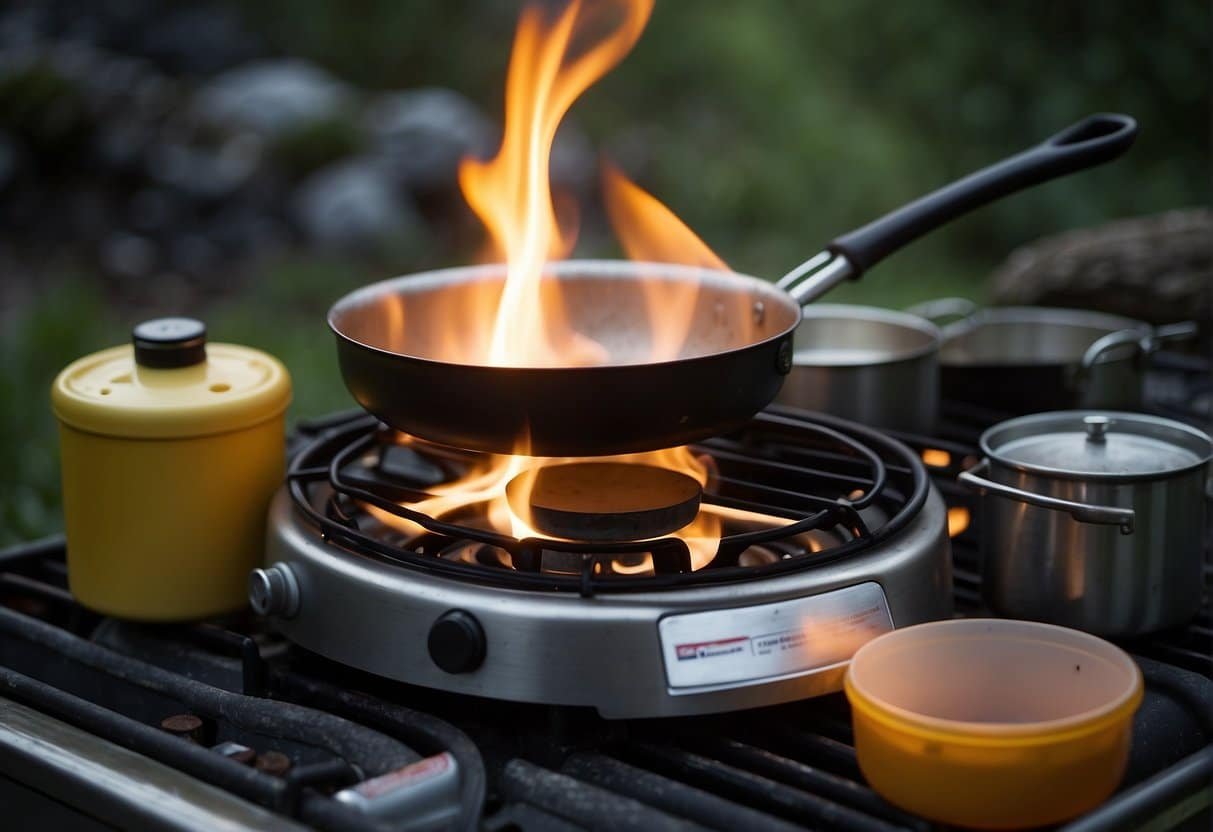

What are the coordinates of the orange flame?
(458, 0, 653, 367)
(367, 1, 783, 568)
(369, 441, 724, 571)
(601, 159, 730, 360)
(601, 159, 726, 271)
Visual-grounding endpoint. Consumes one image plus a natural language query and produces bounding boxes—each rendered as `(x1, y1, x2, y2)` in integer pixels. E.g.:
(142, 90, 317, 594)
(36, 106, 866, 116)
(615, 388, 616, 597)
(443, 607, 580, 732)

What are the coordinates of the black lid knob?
(132, 318, 207, 368)
(427, 610, 485, 674)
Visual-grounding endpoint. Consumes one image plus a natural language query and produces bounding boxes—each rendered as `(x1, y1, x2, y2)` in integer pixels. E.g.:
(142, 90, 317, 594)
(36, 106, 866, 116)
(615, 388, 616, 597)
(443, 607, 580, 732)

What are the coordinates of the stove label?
(658, 582, 893, 690)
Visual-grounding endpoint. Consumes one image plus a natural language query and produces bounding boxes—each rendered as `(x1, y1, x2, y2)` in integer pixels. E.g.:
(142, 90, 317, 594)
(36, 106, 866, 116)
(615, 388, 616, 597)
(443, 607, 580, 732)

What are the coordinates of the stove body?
(262, 409, 952, 718)
(266, 488, 950, 718)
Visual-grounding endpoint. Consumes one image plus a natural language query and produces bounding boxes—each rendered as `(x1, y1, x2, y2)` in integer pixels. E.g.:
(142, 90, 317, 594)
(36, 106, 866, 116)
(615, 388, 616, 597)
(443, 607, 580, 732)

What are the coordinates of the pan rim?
(327, 258, 800, 372)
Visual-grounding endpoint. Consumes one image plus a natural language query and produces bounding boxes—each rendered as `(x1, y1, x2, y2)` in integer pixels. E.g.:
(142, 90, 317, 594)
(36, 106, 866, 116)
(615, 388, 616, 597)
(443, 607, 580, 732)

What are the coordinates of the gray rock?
(137, 5, 262, 75)
(101, 232, 157, 278)
(128, 188, 182, 232)
(167, 232, 221, 276)
(0, 7, 45, 49)
(193, 59, 351, 137)
(94, 120, 152, 171)
(208, 211, 290, 259)
(363, 87, 495, 190)
(145, 134, 261, 200)
(292, 157, 417, 250)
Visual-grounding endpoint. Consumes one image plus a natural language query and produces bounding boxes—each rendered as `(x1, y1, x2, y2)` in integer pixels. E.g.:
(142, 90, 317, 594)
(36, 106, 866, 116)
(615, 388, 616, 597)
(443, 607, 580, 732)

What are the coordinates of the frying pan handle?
(829, 114, 1138, 276)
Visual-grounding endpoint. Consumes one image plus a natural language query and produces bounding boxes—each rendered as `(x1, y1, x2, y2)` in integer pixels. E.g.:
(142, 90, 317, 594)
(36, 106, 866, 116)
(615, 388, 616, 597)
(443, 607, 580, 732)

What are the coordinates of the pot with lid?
(959, 410, 1211, 636)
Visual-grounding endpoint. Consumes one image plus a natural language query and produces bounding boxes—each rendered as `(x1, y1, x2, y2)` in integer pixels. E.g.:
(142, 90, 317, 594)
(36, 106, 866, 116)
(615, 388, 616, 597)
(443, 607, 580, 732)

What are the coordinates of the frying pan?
(330, 113, 1137, 456)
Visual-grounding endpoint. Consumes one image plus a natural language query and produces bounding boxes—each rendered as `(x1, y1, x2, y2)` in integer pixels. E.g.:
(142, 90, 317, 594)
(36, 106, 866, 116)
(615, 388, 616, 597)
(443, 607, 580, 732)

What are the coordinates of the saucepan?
(775, 305, 940, 433)
(908, 298, 1198, 413)
(330, 114, 1137, 456)
(960, 410, 1211, 636)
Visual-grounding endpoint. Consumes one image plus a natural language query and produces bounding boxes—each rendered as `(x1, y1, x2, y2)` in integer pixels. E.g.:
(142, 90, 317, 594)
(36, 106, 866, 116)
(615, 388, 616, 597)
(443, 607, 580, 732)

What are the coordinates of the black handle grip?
(829, 113, 1138, 276)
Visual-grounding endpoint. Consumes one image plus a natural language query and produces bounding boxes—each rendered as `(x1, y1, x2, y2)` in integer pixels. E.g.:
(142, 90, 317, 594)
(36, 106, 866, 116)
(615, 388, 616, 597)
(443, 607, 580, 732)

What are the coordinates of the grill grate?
(2, 360, 1211, 830)
(285, 408, 929, 595)
(1, 529, 1209, 831)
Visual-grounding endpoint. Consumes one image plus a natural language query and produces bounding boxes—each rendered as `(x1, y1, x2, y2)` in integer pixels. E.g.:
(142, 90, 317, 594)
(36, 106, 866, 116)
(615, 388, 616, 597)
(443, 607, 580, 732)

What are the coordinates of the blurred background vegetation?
(2, 0, 1209, 543)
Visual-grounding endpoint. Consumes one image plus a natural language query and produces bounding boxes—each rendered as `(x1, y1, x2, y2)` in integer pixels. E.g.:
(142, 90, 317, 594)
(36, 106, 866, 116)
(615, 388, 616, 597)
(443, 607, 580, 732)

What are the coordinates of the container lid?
(52, 319, 292, 439)
(980, 410, 1212, 480)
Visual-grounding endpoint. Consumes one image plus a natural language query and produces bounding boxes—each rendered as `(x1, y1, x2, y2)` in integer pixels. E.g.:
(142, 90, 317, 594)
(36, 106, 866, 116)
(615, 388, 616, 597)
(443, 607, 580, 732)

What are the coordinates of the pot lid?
(52, 319, 292, 439)
(981, 411, 1212, 479)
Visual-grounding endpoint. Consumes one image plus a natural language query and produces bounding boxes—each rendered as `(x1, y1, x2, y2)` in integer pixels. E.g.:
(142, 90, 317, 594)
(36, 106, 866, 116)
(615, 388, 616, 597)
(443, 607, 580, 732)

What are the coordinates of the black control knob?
(427, 610, 485, 674)
(132, 318, 208, 368)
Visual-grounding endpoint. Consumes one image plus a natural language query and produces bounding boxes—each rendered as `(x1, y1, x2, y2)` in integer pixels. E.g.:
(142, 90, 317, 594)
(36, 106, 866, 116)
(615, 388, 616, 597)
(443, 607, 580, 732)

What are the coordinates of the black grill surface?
(1, 355, 1210, 831)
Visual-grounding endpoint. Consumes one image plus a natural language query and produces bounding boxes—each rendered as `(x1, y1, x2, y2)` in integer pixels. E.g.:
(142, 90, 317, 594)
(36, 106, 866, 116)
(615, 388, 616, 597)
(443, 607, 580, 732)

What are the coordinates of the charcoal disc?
(506, 462, 702, 542)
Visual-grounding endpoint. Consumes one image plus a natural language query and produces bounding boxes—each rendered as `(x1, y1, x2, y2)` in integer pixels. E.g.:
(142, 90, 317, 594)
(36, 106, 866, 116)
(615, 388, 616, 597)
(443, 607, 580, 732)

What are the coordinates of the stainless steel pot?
(907, 299, 1197, 414)
(775, 304, 939, 433)
(959, 411, 1212, 636)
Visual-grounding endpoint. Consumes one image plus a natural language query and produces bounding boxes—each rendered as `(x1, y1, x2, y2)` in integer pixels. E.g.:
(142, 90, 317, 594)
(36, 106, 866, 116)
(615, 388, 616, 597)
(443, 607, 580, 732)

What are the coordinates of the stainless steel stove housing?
(258, 483, 952, 718)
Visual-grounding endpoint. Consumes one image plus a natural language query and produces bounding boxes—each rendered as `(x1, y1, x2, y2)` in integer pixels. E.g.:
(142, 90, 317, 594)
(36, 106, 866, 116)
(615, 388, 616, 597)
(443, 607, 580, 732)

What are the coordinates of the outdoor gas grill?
(0, 352, 1209, 832)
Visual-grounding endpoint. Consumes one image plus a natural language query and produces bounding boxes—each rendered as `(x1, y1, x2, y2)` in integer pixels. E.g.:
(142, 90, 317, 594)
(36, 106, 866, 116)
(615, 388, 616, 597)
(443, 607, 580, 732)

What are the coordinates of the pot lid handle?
(1084, 415, 1112, 443)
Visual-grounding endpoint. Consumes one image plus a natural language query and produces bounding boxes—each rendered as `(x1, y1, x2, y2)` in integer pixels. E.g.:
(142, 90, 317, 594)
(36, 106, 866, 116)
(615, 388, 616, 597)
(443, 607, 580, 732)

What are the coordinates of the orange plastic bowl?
(844, 619, 1142, 829)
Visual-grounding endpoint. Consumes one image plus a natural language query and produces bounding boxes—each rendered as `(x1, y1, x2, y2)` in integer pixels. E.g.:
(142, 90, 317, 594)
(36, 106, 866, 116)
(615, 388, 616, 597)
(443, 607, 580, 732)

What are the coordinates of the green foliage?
(229, 0, 1209, 286)
(0, 280, 116, 545)
(0, 61, 91, 159)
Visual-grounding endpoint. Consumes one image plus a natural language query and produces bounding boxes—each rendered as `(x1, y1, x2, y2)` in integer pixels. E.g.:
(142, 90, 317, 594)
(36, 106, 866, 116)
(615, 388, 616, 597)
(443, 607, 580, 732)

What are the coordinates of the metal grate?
(285, 408, 929, 595)
(1, 532, 1209, 831)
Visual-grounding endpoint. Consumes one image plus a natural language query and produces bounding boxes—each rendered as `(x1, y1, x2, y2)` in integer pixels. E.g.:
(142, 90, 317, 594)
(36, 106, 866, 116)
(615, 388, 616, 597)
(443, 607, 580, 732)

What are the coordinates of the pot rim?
(938, 306, 1149, 370)
(792, 304, 941, 367)
(979, 410, 1213, 482)
(942, 305, 1149, 339)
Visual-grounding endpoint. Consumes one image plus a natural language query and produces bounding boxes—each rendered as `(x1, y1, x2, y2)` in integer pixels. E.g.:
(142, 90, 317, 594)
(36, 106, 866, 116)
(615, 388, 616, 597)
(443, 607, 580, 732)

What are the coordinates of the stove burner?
(285, 407, 929, 595)
(506, 461, 703, 541)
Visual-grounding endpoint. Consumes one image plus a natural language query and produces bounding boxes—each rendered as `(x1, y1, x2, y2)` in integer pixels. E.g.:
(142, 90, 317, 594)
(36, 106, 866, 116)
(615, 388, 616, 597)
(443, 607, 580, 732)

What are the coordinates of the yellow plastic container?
(52, 319, 291, 621)
(844, 619, 1142, 829)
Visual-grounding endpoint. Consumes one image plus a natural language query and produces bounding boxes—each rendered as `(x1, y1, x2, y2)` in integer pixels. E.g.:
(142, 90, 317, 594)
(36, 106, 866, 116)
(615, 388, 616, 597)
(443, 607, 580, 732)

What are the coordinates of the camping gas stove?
(254, 409, 952, 718)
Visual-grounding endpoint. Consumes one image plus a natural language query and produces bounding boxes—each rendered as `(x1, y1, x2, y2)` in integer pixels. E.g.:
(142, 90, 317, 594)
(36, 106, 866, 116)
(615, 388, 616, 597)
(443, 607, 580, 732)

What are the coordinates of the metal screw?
(775, 339, 793, 375)
(255, 750, 292, 777)
(160, 714, 204, 743)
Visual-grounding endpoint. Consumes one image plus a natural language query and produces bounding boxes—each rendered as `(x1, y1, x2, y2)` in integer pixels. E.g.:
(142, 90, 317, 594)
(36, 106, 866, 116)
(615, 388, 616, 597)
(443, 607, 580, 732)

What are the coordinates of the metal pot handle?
(958, 459, 1135, 534)
(1141, 321, 1199, 354)
(1079, 328, 1146, 371)
(1080, 321, 1200, 371)
(904, 297, 979, 326)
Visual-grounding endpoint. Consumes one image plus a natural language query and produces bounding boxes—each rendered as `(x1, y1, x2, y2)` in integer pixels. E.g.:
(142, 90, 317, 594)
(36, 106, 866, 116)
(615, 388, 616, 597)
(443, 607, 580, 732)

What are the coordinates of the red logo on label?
(674, 636, 748, 661)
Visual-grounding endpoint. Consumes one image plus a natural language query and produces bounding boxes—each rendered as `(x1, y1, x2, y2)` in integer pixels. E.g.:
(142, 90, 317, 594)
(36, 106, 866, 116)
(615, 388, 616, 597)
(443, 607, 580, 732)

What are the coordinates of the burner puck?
(506, 462, 702, 541)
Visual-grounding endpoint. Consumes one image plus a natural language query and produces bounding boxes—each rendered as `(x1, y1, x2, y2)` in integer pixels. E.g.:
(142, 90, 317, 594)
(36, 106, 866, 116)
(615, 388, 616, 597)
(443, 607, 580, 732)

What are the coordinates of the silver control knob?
(248, 563, 301, 618)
